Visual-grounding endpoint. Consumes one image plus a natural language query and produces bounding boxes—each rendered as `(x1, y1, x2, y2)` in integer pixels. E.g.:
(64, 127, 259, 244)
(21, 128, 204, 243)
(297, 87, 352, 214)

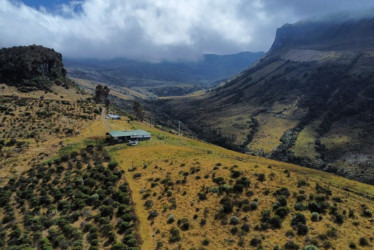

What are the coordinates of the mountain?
(158, 17, 374, 184)
(0, 45, 75, 92)
(64, 51, 264, 97)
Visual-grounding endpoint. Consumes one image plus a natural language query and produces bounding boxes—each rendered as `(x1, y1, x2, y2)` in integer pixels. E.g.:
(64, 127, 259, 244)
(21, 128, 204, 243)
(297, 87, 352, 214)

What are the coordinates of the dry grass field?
(1, 86, 374, 250)
(106, 119, 374, 250)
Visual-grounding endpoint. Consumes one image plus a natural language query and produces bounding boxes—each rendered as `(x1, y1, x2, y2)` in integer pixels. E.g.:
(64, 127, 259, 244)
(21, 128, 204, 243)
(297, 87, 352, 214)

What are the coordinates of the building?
(107, 129, 151, 143)
(106, 114, 121, 120)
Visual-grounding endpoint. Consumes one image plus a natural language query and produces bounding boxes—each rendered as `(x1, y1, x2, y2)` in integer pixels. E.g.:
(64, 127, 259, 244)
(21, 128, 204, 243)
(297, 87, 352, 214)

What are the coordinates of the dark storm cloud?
(0, 0, 373, 61)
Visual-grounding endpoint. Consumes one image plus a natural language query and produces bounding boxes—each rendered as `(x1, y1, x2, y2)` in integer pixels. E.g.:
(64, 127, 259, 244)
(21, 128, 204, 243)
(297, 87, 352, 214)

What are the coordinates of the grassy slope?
(1, 87, 374, 249)
(105, 119, 374, 249)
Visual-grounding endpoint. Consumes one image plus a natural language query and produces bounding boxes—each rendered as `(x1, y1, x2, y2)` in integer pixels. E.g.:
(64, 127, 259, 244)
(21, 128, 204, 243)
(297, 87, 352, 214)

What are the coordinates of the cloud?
(0, 0, 373, 61)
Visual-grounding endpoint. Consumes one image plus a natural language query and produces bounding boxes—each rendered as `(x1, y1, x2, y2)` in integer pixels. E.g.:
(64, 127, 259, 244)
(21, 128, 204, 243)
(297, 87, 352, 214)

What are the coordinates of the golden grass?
(292, 121, 320, 159)
(2, 87, 374, 249)
(249, 113, 298, 153)
(106, 119, 374, 250)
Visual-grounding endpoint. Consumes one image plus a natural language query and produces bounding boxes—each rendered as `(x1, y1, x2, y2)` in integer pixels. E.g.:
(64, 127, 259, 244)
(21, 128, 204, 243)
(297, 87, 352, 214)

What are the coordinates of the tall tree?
(94, 84, 110, 106)
(133, 101, 144, 121)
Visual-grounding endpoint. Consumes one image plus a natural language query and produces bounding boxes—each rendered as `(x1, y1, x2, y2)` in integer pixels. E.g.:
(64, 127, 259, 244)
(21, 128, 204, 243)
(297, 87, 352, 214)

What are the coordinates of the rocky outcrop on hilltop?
(0, 45, 74, 92)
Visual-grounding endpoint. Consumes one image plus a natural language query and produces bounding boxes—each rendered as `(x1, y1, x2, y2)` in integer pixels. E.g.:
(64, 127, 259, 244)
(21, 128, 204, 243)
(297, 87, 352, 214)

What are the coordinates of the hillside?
(157, 17, 374, 184)
(1, 91, 374, 249)
(64, 51, 264, 97)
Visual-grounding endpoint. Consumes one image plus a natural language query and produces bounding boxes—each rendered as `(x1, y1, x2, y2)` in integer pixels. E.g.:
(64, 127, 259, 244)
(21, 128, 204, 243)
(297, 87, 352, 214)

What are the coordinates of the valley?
(156, 18, 374, 185)
(1, 8, 374, 250)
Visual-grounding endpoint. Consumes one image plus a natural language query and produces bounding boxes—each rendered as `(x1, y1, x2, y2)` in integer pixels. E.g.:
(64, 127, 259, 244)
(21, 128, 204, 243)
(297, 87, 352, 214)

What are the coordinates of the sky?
(1, 0, 374, 61)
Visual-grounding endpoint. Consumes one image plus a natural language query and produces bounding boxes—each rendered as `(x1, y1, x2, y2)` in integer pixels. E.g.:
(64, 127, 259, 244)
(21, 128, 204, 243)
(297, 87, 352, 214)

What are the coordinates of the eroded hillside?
(158, 18, 374, 184)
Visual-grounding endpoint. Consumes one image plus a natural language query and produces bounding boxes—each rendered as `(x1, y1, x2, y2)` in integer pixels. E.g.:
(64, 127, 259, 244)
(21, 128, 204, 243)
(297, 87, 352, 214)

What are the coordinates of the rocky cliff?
(0, 45, 73, 92)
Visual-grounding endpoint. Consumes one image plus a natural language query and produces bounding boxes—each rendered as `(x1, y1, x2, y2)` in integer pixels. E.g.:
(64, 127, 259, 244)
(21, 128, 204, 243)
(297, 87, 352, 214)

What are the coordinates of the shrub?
(334, 213, 344, 224)
(359, 237, 369, 246)
(148, 210, 158, 220)
(230, 216, 240, 225)
(326, 227, 337, 238)
(177, 218, 190, 231)
(363, 209, 372, 218)
(108, 161, 118, 170)
(294, 202, 307, 211)
(349, 242, 356, 249)
(291, 213, 306, 226)
(257, 174, 265, 182)
(220, 196, 233, 213)
(273, 196, 287, 210)
(241, 223, 250, 232)
(285, 230, 294, 237)
(250, 238, 261, 247)
(250, 201, 258, 210)
(303, 245, 318, 250)
(169, 227, 181, 243)
(275, 207, 289, 219)
(311, 212, 321, 222)
(167, 214, 175, 223)
(198, 192, 207, 201)
(274, 187, 291, 197)
(230, 226, 239, 235)
(284, 241, 300, 250)
(200, 219, 206, 226)
(296, 223, 308, 235)
(270, 215, 282, 228)
(202, 239, 210, 246)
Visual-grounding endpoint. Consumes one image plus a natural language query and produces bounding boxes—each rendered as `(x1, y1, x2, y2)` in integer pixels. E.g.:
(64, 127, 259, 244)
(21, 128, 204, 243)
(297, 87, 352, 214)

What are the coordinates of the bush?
(349, 242, 356, 249)
(275, 207, 289, 218)
(311, 212, 321, 222)
(359, 237, 369, 246)
(334, 213, 344, 224)
(230, 216, 240, 225)
(148, 210, 158, 220)
(220, 196, 233, 213)
(296, 223, 308, 235)
(294, 202, 307, 211)
(250, 238, 261, 247)
(363, 209, 372, 218)
(200, 219, 206, 226)
(303, 245, 318, 250)
(274, 187, 291, 197)
(167, 214, 175, 223)
(202, 239, 210, 246)
(291, 213, 306, 226)
(241, 223, 250, 232)
(270, 215, 282, 228)
(250, 201, 258, 210)
(169, 227, 181, 243)
(108, 161, 118, 170)
(284, 241, 300, 250)
(198, 192, 207, 200)
(257, 174, 265, 182)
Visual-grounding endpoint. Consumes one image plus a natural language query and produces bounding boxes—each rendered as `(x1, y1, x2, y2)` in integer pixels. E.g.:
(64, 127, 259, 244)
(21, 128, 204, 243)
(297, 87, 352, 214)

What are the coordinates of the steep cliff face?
(161, 17, 374, 184)
(269, 18, 374, 56)
(0, 45, 72, 92)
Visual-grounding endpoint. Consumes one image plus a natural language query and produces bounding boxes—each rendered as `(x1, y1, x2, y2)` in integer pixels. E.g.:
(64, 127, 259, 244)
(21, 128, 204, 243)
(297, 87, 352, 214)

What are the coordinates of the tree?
(133, 101, 144, 121)
(94, 84, 110, 106)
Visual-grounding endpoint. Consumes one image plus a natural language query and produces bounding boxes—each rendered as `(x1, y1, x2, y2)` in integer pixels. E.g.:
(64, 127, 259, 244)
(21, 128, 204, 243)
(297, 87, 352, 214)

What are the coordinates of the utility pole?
(178, 121, 181, 136)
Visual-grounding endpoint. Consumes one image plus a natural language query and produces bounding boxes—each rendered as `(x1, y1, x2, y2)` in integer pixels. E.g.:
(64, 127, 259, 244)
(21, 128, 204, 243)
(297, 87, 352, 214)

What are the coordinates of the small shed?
(108, 129, 151, 143)
(106, 114, 121, 120)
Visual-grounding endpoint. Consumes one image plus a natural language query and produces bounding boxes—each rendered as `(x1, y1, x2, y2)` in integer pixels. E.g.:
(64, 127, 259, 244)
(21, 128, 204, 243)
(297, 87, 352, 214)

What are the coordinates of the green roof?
(109, 129, 151, 138)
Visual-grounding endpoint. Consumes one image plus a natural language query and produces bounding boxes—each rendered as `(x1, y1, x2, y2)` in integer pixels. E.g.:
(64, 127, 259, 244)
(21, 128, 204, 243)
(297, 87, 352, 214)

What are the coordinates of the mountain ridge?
(157, 17, 374, 184)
